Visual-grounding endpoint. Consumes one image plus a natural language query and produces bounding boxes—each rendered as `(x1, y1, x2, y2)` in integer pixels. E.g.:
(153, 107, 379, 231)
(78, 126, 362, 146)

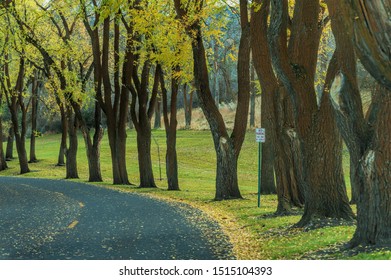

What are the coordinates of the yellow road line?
(68, 220, 79, 229)
(78, 202, 85, 208)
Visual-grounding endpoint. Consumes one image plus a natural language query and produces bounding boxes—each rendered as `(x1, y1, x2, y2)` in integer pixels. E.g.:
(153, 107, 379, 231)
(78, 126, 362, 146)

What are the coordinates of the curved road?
(0, 177, 233, 260)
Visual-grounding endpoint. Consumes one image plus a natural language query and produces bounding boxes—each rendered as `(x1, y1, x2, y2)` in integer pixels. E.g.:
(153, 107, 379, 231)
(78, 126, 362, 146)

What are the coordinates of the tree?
(174, 0, 251, 200)
(129, 59, 158, 188)
(81, 0, 133, 185)
(0, 29, 30, 174)
(267, 0, 354, 223)
(0, 12, 9, 171)
(5, 127, 14, 161)
(29, 69, 41, 163)
(182, 83, 193, 129)
(327, 0, 391, 247)
(158, 65, 180, 190)
(251, 0, 301, 211)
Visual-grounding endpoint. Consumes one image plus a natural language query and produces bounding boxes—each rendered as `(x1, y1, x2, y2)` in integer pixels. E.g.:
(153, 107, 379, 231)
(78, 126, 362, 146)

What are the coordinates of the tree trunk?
(57, 104, 67, 166)
(0, 101, 7, 171)
(78, 101, 104, 182)
(82, 13, 133, 186)
(29, 73, 39, 163)
(351, 86, 391, 246)
(215, 137, 241, 200)
(6, 127, 14, 161)
(166, 132, 179, 190)
(6, 57, 29, 174)
(260, 86, 276, 195)
(268, 0, 353, 224)
(251, 0, 283, 199)
(65, 108, 78, 179)
(174, 0, 251, 200)
(183, 83, 193, 129)
(337, 1, 391, 91)
(14, 132, 29, 174)
(274, 88, 304, 213)
(327, 0, 391, 246)
(160, 66, 180, 191)
(137, 123, 156, 188)
(10, 102, 29, 174)
(154, 99, 161, 129)
(297, 91, 354, 226)
(132, 61, 158, 189)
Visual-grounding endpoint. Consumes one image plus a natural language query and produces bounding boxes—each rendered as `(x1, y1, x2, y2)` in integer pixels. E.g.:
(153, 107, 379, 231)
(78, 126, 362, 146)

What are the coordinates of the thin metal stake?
(258, 141, 262, 208)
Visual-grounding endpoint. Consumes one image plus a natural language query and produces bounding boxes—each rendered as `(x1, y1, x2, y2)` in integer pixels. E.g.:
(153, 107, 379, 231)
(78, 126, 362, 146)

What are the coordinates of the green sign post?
(256, 128, 265, 207)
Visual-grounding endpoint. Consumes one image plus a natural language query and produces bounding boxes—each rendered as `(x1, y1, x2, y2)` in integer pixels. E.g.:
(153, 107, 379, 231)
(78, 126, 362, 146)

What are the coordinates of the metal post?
(258, 141, 262, 207)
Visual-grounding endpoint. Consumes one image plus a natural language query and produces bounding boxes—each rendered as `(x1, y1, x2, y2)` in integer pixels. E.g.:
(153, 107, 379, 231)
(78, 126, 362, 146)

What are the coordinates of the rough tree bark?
(6, 127, 14, 161)
(65, 106, 79, 179)
(130, 61, 158, 188)
(251, 0, 295, 207)
(29, 70, 40, 163)
(327, 0, 391, 247)
(339, 1, 391, 91)
(82, 6, 133, 185)
(174, 0, 251, 200)
(183, 83, 193, 129)
(159, 65, 180, 191)
(0, 89, 7, 171)
(268, 0, 353, 224)
(3, 55, 30, 174)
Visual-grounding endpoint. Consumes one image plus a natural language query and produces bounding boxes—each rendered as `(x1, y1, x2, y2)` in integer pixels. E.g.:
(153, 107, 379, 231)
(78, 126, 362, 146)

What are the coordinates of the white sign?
(255, 128, 265, 143)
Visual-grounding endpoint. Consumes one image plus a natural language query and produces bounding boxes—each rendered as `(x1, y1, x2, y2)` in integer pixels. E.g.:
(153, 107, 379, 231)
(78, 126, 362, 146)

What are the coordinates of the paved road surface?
(0, 177, 233, 260)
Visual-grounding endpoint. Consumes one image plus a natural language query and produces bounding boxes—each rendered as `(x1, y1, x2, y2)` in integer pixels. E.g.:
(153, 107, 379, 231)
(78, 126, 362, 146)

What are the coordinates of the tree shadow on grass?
(300, 243, 391, 260)
(256, 208, 303, 219)
(256, 216, 356, 240)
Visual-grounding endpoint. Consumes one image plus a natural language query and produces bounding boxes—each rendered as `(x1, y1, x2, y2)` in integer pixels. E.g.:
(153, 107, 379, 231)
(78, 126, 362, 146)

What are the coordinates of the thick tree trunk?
(251, 0, 282, 198)
(161, 66, 180, 191)
(7, 58, 29, 174)
(260, 88, 276, 195)
(65, 108, 78, 179)
(0, 119, 7, 171)
(14, 132, 29, 174)
(268, 0, 353, 224)
(297, 92, 354, 226)
(331, 75, 391, 246)
(351, 87, 391, 246)
(215, 137, 241, 200)
(6, 127, 14, 161)
(274, 89, 304, 213)
(107, 119, 128, 185)
(29, 75, 39, 163)
(349, 156, 359, 204)
(327, 0, 391, 247)
(10, 102, 29, 174)
(78, 102, 103, 182)
(137, 123, 156, 188)
(166, 134, 179, 190)
(57, 104, 67, 166)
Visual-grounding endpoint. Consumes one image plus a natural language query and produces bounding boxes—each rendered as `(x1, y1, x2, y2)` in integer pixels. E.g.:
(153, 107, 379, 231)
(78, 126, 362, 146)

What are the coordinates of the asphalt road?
(0, 177, 233, 260)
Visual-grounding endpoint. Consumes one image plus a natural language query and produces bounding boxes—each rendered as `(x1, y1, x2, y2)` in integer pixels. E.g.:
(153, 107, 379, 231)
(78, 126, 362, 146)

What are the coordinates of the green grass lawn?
(1, 129, 390, 260)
